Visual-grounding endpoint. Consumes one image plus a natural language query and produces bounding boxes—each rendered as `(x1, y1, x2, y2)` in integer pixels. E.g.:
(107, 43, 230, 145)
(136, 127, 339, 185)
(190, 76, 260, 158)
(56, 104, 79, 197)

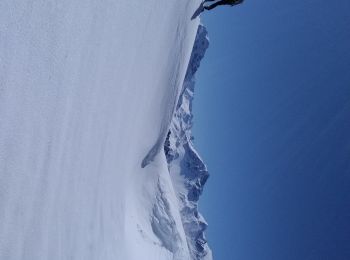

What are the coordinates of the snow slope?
(0, 1, 209, 259)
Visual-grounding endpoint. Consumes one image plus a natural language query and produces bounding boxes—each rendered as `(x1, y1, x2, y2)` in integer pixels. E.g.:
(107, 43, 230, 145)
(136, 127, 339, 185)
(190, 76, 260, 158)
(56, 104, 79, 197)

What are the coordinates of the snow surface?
(0, 1, 210, 259)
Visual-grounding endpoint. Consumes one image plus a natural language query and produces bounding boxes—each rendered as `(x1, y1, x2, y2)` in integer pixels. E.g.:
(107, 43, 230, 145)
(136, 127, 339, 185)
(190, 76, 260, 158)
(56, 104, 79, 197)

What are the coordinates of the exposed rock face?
(164, 25, 211, 260)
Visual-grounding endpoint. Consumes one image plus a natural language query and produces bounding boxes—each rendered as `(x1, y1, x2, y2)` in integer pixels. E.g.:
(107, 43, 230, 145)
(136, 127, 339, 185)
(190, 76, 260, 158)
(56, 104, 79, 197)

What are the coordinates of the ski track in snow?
(0, 0, 208, 260)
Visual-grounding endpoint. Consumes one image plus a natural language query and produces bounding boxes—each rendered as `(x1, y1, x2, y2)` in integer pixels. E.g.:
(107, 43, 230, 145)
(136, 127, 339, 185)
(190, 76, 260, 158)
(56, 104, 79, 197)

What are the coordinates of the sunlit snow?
(0, 1, 210, 259)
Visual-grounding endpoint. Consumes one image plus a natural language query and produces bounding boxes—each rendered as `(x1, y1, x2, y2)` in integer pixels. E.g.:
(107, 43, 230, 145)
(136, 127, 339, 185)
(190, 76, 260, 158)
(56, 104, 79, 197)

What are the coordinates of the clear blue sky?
(193, 0, 350, 259)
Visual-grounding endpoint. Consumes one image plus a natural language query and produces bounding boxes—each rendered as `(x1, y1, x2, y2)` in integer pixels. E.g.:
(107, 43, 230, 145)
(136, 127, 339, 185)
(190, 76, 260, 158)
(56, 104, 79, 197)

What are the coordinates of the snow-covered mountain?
(165, 25, 211, 260)
(0, 1, 210, 259)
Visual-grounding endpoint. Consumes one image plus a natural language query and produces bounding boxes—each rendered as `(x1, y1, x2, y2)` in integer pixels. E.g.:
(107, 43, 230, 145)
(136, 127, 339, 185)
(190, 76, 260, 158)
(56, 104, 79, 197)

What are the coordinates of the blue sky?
(193, 0, 350, 259)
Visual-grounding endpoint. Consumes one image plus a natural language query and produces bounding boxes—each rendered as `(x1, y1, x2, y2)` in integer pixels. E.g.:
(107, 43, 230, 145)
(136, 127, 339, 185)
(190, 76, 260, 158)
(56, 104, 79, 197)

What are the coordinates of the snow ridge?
(151, 179, 185, 259)
(164, 25, 211, 260)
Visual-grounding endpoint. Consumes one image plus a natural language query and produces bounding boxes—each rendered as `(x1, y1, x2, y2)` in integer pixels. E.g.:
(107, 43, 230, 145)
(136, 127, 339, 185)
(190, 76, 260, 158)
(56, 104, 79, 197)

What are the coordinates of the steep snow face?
(165, 25, 211, 260)
(0, 1, 204, 260)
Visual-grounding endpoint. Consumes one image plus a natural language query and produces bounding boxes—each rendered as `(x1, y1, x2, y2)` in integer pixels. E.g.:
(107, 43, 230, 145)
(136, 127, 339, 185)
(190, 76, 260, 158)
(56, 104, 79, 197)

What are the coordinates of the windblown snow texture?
(165, 25, 211, 260)
(0, 1, 210, 259)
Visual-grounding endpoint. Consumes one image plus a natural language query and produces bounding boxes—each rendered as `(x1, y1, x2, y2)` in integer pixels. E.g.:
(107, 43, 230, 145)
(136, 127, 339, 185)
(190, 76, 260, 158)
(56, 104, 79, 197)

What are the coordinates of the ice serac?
(0, 1, 206, 260)
(164, 25, 211, 260)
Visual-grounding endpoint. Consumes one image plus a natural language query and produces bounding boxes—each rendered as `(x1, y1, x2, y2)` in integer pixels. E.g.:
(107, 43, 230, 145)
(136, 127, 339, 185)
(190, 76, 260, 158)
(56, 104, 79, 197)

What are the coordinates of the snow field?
(0, 0, 202, 259)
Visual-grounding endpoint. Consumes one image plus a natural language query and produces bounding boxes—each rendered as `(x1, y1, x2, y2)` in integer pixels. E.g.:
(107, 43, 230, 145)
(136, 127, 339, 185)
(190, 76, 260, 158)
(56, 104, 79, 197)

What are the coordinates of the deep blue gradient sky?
(193, 1, 350, 259)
